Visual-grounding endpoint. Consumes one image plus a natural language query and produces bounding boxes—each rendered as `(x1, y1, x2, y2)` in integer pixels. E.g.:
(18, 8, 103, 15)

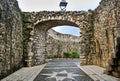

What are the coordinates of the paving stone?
(34, 59, 93, 81)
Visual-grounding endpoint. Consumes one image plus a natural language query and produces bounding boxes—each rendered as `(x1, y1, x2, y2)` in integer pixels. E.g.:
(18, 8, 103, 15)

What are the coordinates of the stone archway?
(34, 20, 80, 64)
(23, 11, 94, 66)
(1, 0, 120, 79)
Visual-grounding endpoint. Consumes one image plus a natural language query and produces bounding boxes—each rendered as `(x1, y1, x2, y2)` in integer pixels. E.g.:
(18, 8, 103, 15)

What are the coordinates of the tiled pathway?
(34, 59, 93, 81)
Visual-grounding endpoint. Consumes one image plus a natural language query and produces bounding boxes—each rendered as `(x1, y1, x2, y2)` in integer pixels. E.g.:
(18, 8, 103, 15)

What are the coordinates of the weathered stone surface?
(1, 0, 120, 79)
(0, 0, 23, 79)
(91, 0, 120, 77)
(22, 11, 93, 66)
(47, 29, 81, 57)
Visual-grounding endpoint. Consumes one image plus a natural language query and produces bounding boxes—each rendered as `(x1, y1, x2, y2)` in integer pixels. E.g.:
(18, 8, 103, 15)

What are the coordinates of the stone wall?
(0, 0, 23, 79)
(47, 29, 81, 57)
(23, 11, 93, 66)
(92, 0, 118, 67)
(91, 0, 120, 77)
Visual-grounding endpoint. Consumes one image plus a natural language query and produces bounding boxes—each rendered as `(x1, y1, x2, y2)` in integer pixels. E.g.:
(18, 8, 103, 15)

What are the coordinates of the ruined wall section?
(47, 29, 81, 56)
(0, 0, 23, 79)
(80, 11, 95, 65)
(92, 0, 120, 77)
(48, 29, 80, 42)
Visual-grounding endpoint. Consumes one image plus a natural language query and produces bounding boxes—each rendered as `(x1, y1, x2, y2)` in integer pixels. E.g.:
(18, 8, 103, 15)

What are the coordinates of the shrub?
(63, 52, 71, 58)
(63, 51, 80, 58)
(71, 51, 79, 58)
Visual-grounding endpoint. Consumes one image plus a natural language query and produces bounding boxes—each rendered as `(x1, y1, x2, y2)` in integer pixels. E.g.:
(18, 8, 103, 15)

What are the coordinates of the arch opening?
(47, 26, 81, 58)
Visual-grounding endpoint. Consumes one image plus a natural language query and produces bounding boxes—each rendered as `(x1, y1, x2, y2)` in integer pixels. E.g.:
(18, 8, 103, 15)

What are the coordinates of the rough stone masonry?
(47, 29, 81, 57)
(0, 0, 23, 79)
(0, 0, 120, 79)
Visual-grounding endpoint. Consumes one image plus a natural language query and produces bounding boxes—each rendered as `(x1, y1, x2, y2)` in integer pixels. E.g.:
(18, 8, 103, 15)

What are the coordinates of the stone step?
(1, 64, 46, 81)
(75, 64, 120, 81)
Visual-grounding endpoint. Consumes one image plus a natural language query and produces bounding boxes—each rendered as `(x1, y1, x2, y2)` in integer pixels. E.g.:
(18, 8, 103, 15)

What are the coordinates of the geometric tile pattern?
(34, 59, 94, 81)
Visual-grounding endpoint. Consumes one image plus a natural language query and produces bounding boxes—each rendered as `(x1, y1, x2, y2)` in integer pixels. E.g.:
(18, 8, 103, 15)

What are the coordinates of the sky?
(53, 26, 80, 36)
(17, 0, 101, 36)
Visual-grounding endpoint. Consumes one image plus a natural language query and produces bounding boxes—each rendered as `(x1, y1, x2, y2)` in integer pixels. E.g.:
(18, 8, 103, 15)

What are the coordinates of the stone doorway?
(33, 20, 80, 65)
